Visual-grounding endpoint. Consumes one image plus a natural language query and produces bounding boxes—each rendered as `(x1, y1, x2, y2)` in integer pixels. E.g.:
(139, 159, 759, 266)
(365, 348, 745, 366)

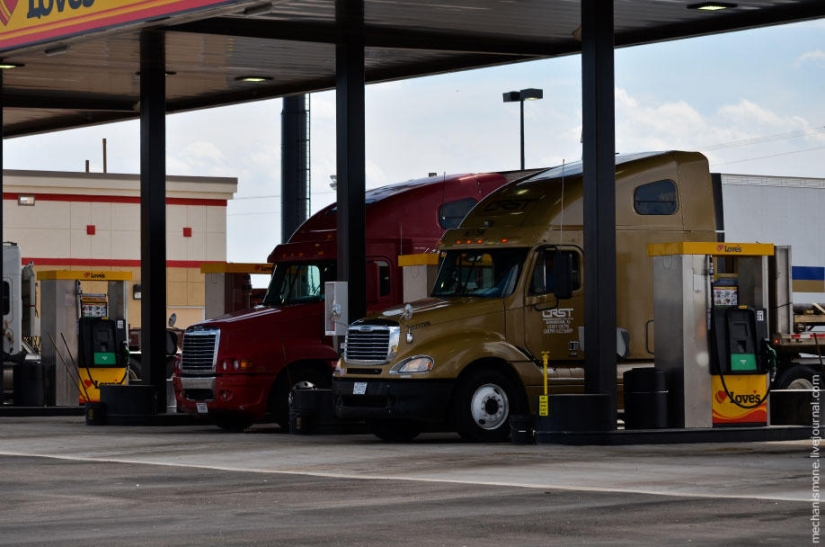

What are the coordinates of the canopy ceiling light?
(687, 2, 738, 10)
(235, 75, 273, 83)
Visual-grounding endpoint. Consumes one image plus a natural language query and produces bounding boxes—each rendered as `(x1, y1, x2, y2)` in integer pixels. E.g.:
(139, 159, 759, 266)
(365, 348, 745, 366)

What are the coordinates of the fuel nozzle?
(761, 338, 778, 383)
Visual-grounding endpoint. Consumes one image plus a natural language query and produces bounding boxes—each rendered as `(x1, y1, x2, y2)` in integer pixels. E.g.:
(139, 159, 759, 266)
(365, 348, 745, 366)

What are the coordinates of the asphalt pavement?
(0, 417, 816, 546)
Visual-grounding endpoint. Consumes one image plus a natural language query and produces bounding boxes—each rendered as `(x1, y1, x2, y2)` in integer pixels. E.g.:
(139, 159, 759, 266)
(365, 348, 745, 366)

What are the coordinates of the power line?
(227, 211, 280, 217)
(714, 144, 825, 166)
(232, 194, 281, 200)
(231, 188, 335, 201)
(703, 126, 825, 151)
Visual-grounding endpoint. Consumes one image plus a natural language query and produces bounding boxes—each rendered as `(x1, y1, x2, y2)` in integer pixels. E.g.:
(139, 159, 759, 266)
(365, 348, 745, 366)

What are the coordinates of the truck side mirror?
(553, 252, 574, 301)
(166, 329, 179, 355)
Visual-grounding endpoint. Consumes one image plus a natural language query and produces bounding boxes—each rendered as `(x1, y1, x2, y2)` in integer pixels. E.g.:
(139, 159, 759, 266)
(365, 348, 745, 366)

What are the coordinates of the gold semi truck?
(332, 150, 720, 441)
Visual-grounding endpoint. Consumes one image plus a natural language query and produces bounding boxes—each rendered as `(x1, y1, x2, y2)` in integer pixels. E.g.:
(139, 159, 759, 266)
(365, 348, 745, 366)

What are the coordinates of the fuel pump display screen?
(712, 274, 738, 307)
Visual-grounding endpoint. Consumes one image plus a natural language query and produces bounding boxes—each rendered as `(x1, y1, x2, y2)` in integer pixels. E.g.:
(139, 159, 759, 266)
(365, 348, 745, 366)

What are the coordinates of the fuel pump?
(649, 241, 775, 429)
(708, 272, 776, 426)
(39, 270, 131, 406)
(77, 291, 129, 403)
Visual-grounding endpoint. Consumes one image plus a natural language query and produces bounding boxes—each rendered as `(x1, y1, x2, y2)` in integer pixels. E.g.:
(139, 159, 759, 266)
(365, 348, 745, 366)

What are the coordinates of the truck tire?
(128, 357, 143, 380)
(776, 364, 819, 390)
(452, 368, 521, 442)
(272, 366, 331, 430)
(127, 356, 175, 381)
(371, 420, 422, 442)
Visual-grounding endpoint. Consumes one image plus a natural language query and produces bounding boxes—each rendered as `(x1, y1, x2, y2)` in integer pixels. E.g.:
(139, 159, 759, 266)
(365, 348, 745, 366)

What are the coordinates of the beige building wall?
(2, 170, 237, 332)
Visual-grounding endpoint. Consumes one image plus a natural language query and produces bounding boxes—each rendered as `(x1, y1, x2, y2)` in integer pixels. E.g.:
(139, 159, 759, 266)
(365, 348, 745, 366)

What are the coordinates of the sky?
(4, 18, 825, 286)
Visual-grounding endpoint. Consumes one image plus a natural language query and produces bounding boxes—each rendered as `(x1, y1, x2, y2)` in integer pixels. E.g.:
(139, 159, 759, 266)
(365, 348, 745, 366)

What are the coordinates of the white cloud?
(718, 99, 793, 127)
(171, 141, 228, 175)
(796, 49, 825, 68)
(365, 160, 389, 188)
(615, 89, 708, 152)
(612, 86, 825, 177)
(615, 88, 638, 109)
(310, 91, 336, 121)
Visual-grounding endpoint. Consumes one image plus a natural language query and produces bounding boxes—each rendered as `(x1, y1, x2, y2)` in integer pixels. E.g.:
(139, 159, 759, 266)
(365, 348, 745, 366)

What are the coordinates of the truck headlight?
(389, 355, 434, 374)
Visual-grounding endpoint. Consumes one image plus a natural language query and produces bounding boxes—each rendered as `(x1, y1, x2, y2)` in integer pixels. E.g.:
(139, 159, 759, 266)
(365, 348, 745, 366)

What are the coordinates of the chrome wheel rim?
(470, 383, 509, 430)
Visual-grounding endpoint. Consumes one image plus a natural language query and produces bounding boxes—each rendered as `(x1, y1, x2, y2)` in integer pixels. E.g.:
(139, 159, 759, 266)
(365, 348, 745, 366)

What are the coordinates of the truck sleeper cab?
(174, 171, 530, 431)
(333, 151, 719, 442)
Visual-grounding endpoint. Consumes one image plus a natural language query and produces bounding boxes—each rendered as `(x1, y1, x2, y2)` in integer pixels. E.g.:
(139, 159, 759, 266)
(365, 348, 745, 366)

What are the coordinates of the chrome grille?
(344, 324, 399, 365)
(181, 329, 219, 374)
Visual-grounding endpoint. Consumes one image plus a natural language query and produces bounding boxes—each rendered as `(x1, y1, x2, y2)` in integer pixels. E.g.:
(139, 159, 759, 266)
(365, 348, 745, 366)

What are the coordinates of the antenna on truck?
(559, 159, 566, 245)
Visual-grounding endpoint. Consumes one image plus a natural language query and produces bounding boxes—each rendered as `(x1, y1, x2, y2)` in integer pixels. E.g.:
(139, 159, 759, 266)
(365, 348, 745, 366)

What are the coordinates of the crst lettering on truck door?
(508, 245, 584, 393)
(520, 246, 585, 391)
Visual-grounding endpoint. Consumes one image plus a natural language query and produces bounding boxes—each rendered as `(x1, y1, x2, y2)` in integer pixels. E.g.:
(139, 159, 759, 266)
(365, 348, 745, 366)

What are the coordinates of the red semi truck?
(173, 171, 530, 430)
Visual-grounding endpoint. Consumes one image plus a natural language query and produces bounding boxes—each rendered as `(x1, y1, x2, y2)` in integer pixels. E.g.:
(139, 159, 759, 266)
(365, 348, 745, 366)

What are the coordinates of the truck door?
(522, 247, 585, 390)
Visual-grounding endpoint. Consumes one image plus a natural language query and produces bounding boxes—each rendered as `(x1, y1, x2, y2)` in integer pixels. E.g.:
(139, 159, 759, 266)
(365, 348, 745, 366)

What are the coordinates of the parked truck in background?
(333, 150, 824, 442)
(174, 171, 532, 430)
(2, 242, 39, 403)
(765, 246, 825, 392)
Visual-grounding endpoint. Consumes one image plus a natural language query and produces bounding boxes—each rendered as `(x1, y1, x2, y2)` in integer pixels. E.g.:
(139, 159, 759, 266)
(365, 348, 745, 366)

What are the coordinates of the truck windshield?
(262, 261, 336, 306)
(432, 249, 528, 298)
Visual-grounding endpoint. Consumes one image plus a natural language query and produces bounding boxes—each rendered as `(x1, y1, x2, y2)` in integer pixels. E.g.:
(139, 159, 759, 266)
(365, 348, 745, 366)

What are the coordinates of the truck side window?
(439, 198, 477, 229)
(377, 260, 391, 296)
(529, 250, 580, 295)
(634, 179, 677, 215)
(265, 261, 336, 306)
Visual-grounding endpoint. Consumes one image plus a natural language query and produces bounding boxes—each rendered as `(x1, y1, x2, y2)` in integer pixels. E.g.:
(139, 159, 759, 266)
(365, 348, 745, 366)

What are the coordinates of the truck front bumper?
(176, 374, 273, 419)
(332, 378, 454, 423)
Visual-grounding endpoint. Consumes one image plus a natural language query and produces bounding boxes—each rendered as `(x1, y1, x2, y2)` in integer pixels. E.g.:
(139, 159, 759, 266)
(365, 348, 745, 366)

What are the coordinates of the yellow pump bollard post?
(539, 351, 550, 417)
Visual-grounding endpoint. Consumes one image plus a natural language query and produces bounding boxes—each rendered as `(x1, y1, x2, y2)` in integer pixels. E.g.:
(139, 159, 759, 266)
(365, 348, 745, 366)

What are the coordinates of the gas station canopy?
(1, 0, 823, 138)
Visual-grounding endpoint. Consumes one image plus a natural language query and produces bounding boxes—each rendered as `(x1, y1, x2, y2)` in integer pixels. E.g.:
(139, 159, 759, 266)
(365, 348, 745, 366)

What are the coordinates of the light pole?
(502, 88, 543, 170)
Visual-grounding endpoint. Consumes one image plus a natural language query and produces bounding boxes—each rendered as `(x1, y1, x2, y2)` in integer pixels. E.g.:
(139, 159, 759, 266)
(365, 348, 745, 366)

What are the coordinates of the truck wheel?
(128, 357, 143, 380)
(453, 369, 520, 442)
(371, 420, 422, 442)
(272, 366, 331, 430)
(776, 365, 818, 390)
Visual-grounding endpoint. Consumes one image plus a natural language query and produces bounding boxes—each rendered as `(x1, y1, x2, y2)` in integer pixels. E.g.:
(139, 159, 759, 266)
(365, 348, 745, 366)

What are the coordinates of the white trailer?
(721, 173, 825, 303)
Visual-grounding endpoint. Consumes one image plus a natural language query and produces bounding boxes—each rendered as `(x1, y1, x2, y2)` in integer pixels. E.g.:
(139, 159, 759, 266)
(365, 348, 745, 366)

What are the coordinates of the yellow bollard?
(539, 351, 550, 416)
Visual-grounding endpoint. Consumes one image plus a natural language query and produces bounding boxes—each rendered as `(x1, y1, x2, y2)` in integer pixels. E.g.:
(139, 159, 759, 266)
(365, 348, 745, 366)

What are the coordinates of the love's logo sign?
(0, 0, 18, 26)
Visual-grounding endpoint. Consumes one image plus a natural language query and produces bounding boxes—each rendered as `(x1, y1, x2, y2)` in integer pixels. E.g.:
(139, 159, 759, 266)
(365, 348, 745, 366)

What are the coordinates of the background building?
(3, 169, 238, 332)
